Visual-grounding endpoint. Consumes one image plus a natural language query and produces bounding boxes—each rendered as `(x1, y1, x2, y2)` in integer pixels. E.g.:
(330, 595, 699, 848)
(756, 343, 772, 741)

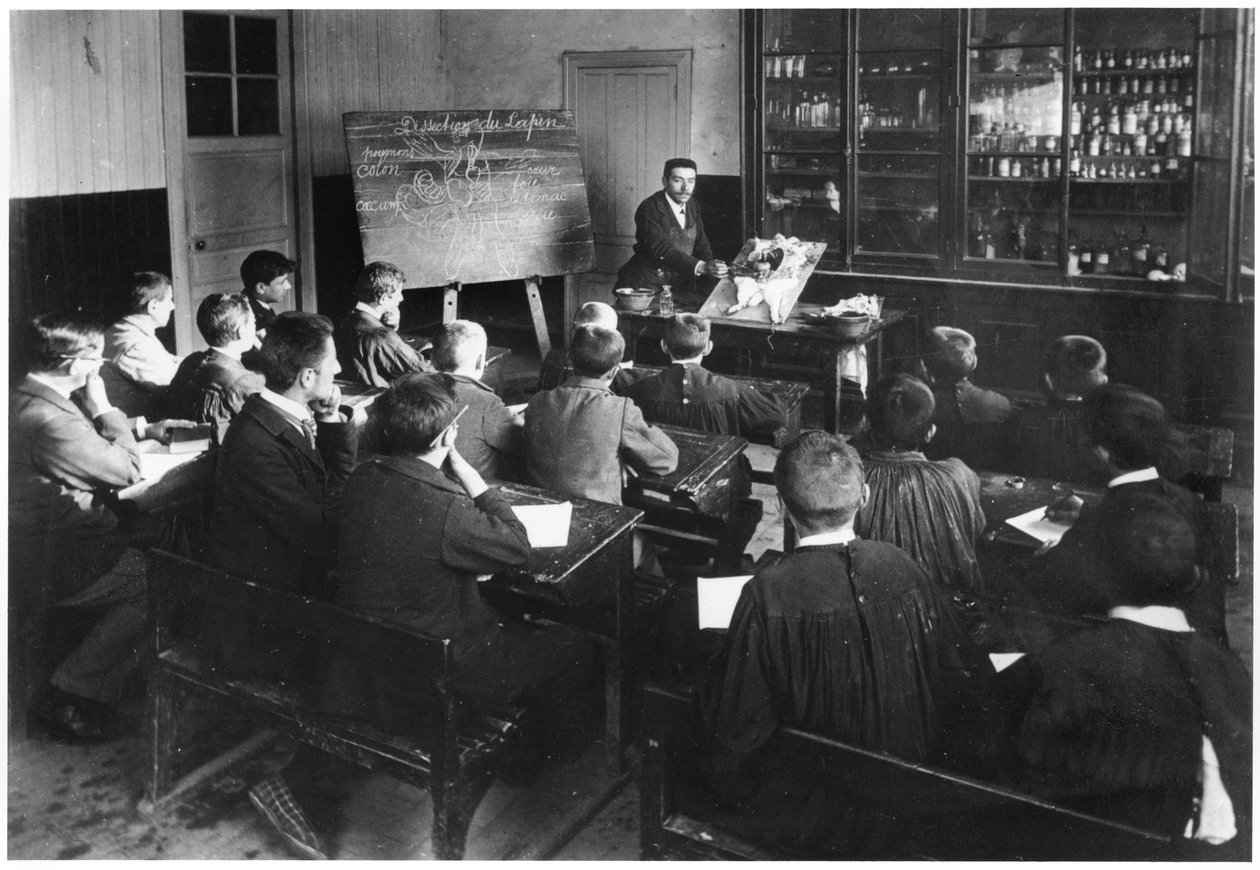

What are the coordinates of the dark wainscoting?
(9, 189, 173, 375)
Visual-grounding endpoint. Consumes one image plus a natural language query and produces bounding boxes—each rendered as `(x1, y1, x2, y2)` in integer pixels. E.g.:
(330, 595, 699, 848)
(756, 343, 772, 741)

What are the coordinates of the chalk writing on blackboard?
(345, 110, 594, 287)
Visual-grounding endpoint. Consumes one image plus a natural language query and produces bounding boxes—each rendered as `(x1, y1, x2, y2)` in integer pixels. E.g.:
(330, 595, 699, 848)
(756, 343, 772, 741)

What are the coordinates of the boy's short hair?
(569, 326, 624, 378)
(24, 311, 104, 372)
(431, 320, 487, 372)
(380, 373, 459, 454)
(774, 431, 865, 535)
(664, 313, 710, 360)
(240, 250, 296, 290)
(923, 326, 978, 383)
(127, 272, 172, 314)
(256, 311, 334, 392)
(866, 373, 936, 450)
(1085, 384, 1169, 471)
(1097, 491, 1199, 608)
(196, 293, 254, 348)
(572, 301, 618, 330)
(663, 157, 698, 176)
(1044, 335, 1108, 397)
(354, 261, 406, 306)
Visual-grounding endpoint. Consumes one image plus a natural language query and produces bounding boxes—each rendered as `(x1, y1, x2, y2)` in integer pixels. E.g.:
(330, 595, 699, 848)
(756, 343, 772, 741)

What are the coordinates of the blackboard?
(344, 110, 594, 287)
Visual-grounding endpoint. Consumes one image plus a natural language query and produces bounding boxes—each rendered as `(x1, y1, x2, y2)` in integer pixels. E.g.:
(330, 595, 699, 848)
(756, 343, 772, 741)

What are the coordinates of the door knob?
(193, 240, 206, 251)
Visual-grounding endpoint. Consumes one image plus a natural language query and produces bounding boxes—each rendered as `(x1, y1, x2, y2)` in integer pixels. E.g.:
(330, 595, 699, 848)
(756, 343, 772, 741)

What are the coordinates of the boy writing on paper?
(321, 374, 595, 772)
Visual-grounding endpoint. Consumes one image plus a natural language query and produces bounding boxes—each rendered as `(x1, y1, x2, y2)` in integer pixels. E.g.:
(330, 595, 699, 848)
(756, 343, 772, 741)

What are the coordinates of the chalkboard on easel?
(343, 110, 594, 287)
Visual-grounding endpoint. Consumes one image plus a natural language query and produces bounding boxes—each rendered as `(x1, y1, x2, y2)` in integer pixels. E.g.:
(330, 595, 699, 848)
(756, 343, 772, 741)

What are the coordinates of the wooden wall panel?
(9, 10, 164, 198)
(295, 9, 443, 177)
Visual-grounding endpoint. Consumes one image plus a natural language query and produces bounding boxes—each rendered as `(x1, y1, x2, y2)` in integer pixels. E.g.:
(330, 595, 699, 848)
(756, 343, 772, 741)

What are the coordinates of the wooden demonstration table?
(617, 303, 905, 434)
(625, 423, 752, 573)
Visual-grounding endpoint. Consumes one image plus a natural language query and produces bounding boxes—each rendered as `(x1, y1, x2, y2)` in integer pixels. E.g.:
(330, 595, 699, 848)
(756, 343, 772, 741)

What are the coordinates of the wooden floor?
(7, 350, 1253, 860)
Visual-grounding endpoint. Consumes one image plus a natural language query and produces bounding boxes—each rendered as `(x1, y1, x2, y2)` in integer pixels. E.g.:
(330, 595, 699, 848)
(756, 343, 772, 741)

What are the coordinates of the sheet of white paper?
(139, 450, 204, 481)
(510, 501, 572, 548)
(1004, 505, 1073, 545)
(506, 403, 527, 416)
(696, 575, 754, 630)
(989, 652, 1026, 673)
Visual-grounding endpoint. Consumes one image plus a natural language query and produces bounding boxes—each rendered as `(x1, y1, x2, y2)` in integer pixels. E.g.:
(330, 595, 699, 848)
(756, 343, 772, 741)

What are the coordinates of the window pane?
(237, 78, 280, 135)
(184, 12, 231, 74)
(186, 76, 233, 136)
(970, 9, 1064, 46)
(235, 16, 278, 75)
(764, 11, 844, 53)
(858, 9, 943, 50)
(857, 155, 939, 256)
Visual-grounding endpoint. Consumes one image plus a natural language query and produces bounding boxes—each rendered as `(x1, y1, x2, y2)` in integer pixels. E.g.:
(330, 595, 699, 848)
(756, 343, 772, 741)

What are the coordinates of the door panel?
(163, 10, 298, 352)
(564, 51, 691, 319)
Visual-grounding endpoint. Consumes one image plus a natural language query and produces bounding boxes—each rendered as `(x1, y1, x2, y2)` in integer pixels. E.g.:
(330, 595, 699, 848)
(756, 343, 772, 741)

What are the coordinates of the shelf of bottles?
(964, 39, 1064, 264)
(1066, 38, 1197, 279)
(760, 11, 847, 255)
(855, 8, 944, 259)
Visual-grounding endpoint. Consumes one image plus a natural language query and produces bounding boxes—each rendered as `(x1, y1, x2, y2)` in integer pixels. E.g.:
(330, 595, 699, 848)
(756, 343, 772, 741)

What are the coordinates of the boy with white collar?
(333, 260, 433, 387)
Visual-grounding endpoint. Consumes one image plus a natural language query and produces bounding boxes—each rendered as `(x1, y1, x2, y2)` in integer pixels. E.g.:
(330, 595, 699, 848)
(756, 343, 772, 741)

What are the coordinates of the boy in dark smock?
(853, 373, 987, 593)
(1022, 384, 1226, 647)
(978, 494, 1250, 850)
(1013, 334, 1108, 484)
(920, 326, 1013, 469)
(699, 432, 981, 856)
(321, 374, 593, 738)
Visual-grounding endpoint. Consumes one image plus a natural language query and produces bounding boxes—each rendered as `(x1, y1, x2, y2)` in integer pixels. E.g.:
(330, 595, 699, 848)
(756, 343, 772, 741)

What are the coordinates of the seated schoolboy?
(525, 325, 678, 506)
(1012, 335, 1108, 484)
(166, 293, 265, 444)
(698, 432, 982, 855)
(979, 493, 1250, 846)
(627, 313, 785, 441)
(101, 271, 183, 418)
(334, 261, 433, 387)
(853, 373, 987, 593)
(430, 319, 522, 480)
(240, 249, 295, 339)
(1023, 384, 1225, 647)
(920, 326, 1013, 469)
(321, 375, 594, 741)
(536, 301, 642, 395)
(11, 312, 189, 742)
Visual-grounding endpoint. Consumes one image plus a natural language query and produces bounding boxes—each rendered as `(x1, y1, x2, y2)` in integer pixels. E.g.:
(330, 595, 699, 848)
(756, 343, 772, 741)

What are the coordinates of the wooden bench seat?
(143, 549, 527, 859)
(638, 683, 1230, 861)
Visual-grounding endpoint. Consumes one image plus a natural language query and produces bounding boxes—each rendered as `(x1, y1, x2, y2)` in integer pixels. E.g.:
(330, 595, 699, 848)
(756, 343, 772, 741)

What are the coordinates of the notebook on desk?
(696, 575, 753, 630)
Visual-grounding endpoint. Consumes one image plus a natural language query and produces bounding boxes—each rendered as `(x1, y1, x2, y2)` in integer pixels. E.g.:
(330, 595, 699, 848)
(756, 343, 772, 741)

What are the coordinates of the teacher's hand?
(702, 259, 730, 278)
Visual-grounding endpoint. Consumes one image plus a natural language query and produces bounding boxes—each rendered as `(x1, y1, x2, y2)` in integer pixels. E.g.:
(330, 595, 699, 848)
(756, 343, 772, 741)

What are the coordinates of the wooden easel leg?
(443, 282, 460, 324)
(524, 277, 552, 358)
(824, 349, 841, 433)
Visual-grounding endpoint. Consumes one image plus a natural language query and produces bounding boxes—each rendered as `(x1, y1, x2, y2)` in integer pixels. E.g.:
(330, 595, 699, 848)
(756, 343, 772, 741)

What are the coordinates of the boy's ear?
(924, 423, 937, 444)
(1043, 372, 1055, 392)
(702, 340, 714, 357)
(1092, 444, 1111, 468)
(859, 482, 871, 509)
(659, 338, 670, 357)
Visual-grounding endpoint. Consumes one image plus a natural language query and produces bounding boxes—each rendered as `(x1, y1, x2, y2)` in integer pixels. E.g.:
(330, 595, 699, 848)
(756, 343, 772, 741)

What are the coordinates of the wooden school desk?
(476, 481, 643, 770)
(625, 424, 753, 572)
(617, 303, 904, 433)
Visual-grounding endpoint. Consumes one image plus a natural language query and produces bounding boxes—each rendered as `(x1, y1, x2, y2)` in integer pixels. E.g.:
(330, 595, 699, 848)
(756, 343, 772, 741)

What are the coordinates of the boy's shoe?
(248, 775, 328, 860)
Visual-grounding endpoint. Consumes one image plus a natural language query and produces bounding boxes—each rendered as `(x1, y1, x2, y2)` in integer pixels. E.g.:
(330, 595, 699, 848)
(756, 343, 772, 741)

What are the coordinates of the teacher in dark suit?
(614, 157, 730, 295)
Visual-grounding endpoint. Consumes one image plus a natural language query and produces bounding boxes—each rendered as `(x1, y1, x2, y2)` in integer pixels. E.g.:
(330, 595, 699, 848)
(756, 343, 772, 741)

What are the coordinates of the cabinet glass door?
(964, 9, 1065, 266)
(1070, 9, 1197, 281)
(854, 9, 945, 261)
(760, 11, 845, 262)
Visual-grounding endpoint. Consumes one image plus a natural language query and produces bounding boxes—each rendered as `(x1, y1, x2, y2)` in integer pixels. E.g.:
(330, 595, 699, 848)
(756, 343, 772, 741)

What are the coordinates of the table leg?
(823, 349, 842, 433)
(605, 536, 635, 772)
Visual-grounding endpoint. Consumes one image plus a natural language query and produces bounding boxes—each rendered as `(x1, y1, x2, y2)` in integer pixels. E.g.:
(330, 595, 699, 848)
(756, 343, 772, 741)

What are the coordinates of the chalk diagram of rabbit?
(388, 123, 521, 281)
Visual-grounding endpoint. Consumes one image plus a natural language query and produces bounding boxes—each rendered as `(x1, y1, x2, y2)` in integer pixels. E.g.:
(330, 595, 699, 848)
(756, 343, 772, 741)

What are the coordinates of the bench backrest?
(641, 684, 1181, 861)
(147, 549, 453, 684)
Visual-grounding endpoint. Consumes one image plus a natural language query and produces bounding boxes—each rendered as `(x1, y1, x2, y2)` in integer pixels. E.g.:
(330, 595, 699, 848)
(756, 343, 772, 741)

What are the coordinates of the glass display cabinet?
(743, 8, 1252, 299)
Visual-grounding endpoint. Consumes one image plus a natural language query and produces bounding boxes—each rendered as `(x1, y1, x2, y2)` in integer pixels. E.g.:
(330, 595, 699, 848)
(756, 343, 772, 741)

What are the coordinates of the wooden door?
(161, 10, 299, 352)
(563, 51, 691, 322)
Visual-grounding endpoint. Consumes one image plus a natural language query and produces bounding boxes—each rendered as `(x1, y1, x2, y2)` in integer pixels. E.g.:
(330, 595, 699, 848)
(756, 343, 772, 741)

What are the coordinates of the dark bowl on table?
(614, 287, 656, 312)
(802, 311, 871, 338)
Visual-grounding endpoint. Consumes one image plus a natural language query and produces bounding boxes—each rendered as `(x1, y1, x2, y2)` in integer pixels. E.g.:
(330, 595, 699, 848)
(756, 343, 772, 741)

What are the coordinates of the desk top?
(620, 303, 904, 347)
(978, 470, 1102, 548)
(630, 364, 811, 406)
(633, 424, 748, 505)
(492, 481, 641, 586)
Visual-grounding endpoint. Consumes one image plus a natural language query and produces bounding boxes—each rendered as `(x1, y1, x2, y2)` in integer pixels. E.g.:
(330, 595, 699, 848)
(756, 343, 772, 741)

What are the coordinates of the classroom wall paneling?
(9, 10, 165, 199)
